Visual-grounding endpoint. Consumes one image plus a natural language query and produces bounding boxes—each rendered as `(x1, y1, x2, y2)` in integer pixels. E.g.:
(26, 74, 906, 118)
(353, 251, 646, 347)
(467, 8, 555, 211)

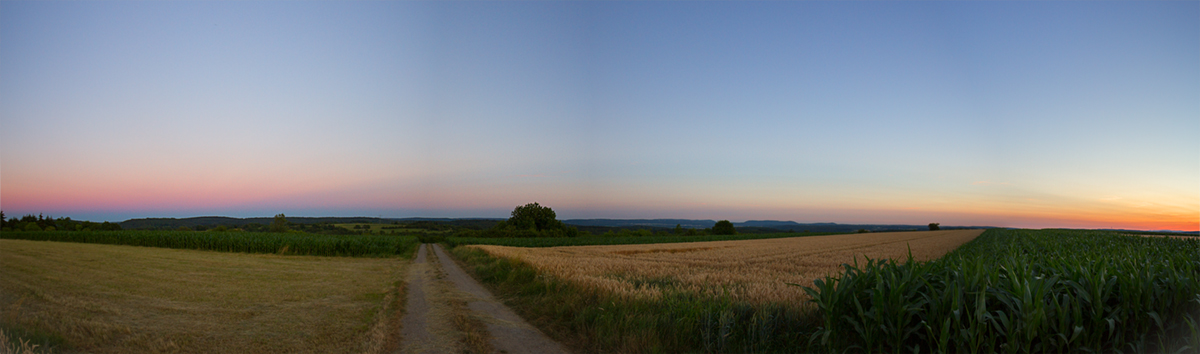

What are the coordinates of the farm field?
(445, 231, 844, 248)
(0, 239, 407, 354)
(807, 229, 1200, 353)
(453, 229, 1200, 353)
(0, 230, 419, 257)
(469, 229, 982, 305)
(334, 223, 452, 234)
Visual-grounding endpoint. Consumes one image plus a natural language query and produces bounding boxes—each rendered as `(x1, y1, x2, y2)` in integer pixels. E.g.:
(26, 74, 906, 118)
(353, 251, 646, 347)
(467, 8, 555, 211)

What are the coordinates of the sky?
(1, 1, 1197, 231)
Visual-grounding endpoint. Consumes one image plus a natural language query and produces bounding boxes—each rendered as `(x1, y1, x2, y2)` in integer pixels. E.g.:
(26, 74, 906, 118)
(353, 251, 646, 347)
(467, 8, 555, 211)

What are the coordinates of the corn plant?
(802, 229, 1200, 353)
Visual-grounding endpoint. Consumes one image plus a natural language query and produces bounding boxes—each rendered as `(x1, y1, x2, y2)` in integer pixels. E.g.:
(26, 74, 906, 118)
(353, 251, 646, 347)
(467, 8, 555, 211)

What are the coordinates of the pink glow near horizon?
(1, 2, 1196, 231)
(4, 177, 1194, 231)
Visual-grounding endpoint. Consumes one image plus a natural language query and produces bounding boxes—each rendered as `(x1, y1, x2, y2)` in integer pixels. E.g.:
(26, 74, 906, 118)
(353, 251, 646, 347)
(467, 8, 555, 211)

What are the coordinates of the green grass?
(0, 230, 419, 258)
(803, 229, 1200, 353)
(446, 231, 842, 248)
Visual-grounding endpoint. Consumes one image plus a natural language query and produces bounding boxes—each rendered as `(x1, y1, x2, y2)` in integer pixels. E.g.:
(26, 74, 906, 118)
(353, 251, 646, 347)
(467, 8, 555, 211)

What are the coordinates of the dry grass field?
(0, 239, 406, 354)
(471, 229, 983, 305)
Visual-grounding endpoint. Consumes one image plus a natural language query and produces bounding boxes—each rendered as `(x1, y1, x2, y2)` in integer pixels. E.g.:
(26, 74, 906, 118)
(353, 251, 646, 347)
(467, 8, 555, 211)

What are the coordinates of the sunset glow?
(2, 1, 1197, 231)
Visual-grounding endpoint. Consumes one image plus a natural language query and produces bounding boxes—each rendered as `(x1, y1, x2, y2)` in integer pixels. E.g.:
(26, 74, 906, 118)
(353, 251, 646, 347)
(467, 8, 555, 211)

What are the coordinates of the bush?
(712, 220, 736, 235)
(483, 202, 576, 238)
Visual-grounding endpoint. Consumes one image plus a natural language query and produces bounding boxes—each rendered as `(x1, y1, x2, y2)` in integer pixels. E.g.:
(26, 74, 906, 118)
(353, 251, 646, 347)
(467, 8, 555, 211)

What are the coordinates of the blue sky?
(1, 1, 1197, 230)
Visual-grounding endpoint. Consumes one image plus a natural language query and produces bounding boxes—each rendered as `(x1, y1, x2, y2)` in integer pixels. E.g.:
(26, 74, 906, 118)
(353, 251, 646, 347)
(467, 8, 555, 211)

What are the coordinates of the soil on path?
(398, 244, 462, 354)
(398, 244, 570, 354)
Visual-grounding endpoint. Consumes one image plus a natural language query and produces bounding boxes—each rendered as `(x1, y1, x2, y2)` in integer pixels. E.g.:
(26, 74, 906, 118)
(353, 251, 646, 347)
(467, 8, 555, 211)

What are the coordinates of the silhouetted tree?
(928, 223, 940, 231)
(483, 202, 578, 238)
(508, 202, 560, 231)
(271, 214, 289, 233)
(712, 220, 737, 235)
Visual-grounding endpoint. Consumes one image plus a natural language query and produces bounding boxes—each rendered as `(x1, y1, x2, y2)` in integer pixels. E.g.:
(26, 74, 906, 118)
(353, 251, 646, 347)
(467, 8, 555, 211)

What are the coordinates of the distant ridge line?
(116, 216, 1194, 234)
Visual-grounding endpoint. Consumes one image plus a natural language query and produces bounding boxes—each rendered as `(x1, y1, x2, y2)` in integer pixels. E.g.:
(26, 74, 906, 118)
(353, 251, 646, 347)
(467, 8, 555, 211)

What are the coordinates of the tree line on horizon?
(455, 202, 739, 239)
(0, 211, 122, 232)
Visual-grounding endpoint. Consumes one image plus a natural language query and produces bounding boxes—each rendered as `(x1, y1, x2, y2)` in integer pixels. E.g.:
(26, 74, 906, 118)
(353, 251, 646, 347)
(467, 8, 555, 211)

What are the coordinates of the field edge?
(447, 245, 820, 354)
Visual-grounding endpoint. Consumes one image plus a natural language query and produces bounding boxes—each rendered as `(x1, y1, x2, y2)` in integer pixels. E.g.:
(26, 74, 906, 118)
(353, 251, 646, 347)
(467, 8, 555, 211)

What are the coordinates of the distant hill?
(564, 219, 717, 229)
(388, 218, 504, 230)
(120, 216, 995, 233)
(120, 216, 391, 229)
(120, 216, 506, 231)
(562, 219, 992, 233)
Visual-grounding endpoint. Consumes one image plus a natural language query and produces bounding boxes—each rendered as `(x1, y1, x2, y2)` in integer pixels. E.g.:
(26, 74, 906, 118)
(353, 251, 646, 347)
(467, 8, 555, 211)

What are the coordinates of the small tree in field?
(487, 202, 578, 237)
(712, 220, 736, 235)
(271, 214, 289, 233)
(509, 202, 559, 231)
(928, 223, 940, 231)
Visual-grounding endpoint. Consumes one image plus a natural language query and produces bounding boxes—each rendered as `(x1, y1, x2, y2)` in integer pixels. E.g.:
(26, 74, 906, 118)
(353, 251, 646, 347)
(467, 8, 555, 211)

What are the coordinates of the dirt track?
(398, 244, 569, 354)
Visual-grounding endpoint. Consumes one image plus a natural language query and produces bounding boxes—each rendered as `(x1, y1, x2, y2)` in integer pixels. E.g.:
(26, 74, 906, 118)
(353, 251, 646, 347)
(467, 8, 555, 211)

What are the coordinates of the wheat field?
(0, 239, 405, 354)
(470, 230, 983, 305)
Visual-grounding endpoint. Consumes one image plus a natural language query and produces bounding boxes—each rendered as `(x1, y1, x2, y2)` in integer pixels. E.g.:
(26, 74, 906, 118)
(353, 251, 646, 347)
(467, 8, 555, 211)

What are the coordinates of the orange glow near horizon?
(2, 170, 1196, 231)
(3, 193, 1195, 231)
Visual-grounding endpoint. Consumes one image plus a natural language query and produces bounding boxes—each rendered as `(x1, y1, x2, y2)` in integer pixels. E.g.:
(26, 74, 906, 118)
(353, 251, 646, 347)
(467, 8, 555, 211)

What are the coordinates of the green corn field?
(1, 230, 420, 258)
(803, 229, 1200, 353)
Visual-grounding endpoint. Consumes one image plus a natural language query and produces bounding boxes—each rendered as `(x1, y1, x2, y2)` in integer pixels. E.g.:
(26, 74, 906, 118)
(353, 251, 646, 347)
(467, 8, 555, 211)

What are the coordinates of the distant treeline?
(118, 216, 503, 232)
(563, 219, 993, 233)
(0, 212, 122, 232)
(120, 216, 391, 230)
(3, 212, 1004, 237)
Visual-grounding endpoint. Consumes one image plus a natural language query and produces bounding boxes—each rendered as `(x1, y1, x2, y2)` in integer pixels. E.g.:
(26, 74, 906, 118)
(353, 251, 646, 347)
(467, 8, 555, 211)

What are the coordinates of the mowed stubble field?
(470, 229, 983, 305)
(0, 239, 406, 354)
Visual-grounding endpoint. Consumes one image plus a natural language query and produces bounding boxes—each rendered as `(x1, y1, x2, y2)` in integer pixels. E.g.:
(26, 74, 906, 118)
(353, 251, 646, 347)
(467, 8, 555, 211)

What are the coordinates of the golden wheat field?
(471, 230, 983, 305)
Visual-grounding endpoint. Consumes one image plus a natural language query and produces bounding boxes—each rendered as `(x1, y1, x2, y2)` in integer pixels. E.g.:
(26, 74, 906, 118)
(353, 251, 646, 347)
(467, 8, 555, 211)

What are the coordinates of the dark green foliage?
(1, 230, 419, 258)
(508, 202, 558, 231)
(0, 213, 120, 232)
(482, 202, 578, 238)
(712, 220, 737, 235)
(447, 231, 839, 248)
(270, 214, 289, 233)
(802, 229, 1200, 353)
(118, 216, 392, 230)
(929, 222, 940, 231)
(416, 234, 446, 244)
(400, 221, 452, 231)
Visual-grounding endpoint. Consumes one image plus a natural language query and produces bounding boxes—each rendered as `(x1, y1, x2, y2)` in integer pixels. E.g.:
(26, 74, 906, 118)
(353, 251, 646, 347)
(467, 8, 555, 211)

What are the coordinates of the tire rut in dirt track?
(398, 244, 460, 354)
(398, 244, 570, 354)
